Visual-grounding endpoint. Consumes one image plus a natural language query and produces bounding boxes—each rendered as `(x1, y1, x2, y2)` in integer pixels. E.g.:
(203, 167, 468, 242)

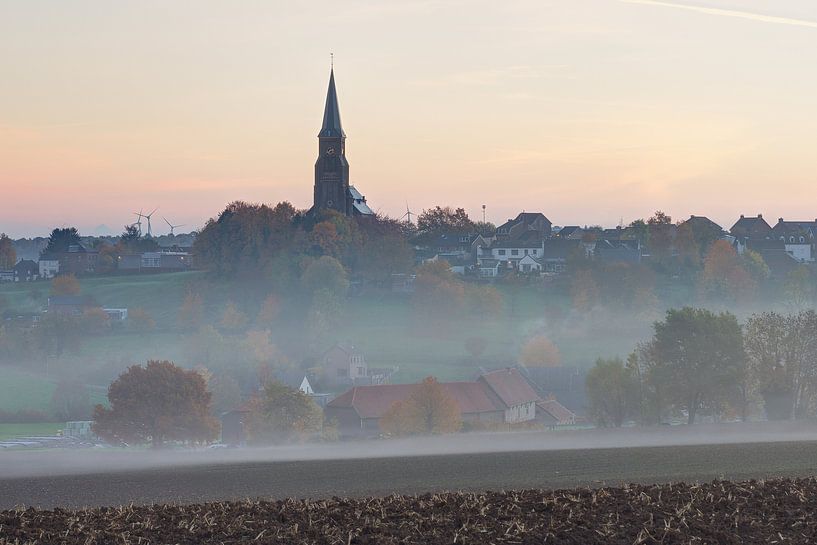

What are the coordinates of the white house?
(39, 259, 60, 279)
(517, 254, 543, 274)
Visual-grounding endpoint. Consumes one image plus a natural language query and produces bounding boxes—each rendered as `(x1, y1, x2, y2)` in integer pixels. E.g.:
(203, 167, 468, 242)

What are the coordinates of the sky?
(1, 0, 817, 238)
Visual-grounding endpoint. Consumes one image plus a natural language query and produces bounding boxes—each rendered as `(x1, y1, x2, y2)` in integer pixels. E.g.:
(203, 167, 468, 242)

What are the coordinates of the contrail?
(621, 0, 817, 30)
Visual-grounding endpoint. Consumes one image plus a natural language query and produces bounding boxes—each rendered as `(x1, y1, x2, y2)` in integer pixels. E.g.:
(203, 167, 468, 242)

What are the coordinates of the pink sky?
(2, 0, 817, 237)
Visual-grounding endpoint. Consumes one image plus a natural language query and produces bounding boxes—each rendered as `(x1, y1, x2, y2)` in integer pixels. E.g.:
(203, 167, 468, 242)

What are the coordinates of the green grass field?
(0, 423, 63, 441)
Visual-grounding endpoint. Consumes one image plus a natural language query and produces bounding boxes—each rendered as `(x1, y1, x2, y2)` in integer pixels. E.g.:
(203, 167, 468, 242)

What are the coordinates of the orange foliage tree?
(178, 290, 204, 330)
(380, 377, 461, 435)
(92, 360, 219, 448)
(698, 240, 756, 302)
(519, 335, 562, 368)
(51, 274, 81, 296)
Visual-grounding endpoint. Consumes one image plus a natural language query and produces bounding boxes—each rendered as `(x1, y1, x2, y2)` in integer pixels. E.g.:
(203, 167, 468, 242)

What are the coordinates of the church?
(311, 68, 373, 217)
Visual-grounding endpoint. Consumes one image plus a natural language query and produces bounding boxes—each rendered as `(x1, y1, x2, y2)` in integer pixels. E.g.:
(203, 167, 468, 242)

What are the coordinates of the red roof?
(328, 382, 505, 419)
(478, 368, 541, 408)
(328, 384, 416, 419)
(442, 382, 504, 415)
(537, 399, 575, 425)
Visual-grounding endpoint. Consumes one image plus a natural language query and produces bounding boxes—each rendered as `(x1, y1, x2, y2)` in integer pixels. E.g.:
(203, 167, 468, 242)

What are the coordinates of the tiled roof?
(478, 368, 541, 408)
(537, 399, 576, 424)
(327, 381, 508, 419)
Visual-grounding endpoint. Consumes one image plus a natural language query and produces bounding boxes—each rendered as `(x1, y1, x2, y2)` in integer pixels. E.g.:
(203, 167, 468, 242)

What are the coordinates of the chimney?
(779, 218, 784, 224)
(740, 214, 745, 219)
(758, 214, 762, 218)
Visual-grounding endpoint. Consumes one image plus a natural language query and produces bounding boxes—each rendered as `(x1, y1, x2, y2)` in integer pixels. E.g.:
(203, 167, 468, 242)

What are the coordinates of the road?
(4, 429, 817, 509)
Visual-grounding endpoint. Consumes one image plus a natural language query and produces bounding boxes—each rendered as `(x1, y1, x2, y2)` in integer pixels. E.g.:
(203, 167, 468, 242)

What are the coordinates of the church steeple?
(319, 69, 345, 138)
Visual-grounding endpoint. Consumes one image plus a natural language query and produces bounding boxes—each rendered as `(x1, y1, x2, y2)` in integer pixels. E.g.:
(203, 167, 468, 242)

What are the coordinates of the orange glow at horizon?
(2, 0, 817, 237)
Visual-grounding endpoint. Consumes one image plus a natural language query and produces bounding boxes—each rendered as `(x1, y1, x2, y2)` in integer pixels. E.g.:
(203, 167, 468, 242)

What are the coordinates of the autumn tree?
(50, 379, 91, 421)
(207, 373, 243, 416)
(745, 311, 817, 420)
(698, 240, 756, 302)
(92, 360, 219, 448)
(519, 335, 561, 368)
(244, 381, 323, 444)
(255, 294, 281, 328)
(128, 307, 156, 334)
(414, 206, 476, 245)
(650, 307, 745, 424)
(51, 274, 81, 296)
(0, 233, 15, 269)
(585, 358, 639, 427)
(412, 260, 466, 327)
(379, 377, 461, 435)
(178, 290, 204, 330)
(82, 307, 111, 335)
(220, 301, 248, 332)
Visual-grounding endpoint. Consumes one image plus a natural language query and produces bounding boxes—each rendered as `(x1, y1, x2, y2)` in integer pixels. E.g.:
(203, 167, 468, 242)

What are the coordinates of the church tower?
(312, 68, 372, 217)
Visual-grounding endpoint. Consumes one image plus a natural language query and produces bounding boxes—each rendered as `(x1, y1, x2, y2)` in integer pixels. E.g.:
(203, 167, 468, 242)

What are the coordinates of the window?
(511, 249, 519, 256)
(498, 249, 506, 256)
(524, 249, 529, 255)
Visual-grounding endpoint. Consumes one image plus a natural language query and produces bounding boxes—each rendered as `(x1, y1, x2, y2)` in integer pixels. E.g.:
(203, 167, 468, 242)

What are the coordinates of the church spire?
(319, 68, 345, 138)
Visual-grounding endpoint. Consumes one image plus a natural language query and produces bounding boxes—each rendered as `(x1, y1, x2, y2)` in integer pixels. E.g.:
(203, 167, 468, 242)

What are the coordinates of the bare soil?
(3, 478, 817, 544)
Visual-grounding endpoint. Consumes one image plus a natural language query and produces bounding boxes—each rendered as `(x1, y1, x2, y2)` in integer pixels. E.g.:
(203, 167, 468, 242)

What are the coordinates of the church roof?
(319, 69, 345, 138)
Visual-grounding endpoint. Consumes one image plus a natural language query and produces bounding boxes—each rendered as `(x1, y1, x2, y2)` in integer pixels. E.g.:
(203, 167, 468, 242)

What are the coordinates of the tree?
(178, 290, 204, 330)
(37, 313, 83, 357)
(82, 307, 111, 335)
(220, 301, 248, 332)
(92, 360, 219, 448)
(586, 358, 639, 427)
(519, 335, 561, 368)
(651, 307, 745, 424)
(412, 260, 466, 326)
(698, 240, 756, 302)
(570, 270, 599, 312)
(0, 233, 15, 269)
(50, 379, 91, 421)
(301, 255, 349, 299)
(745, 311, 817, 420)
(379, 377, 461, 435)
(41, 227, 81, 256)
(414, 206, 476, 245)
(207, 373, 243, 416)
(128, 307, 156, 334)
(51, 274, 81, 296)
(244, 381, 323, 444)
(784, 266, 814, 310)
(255, 294, 281, 328)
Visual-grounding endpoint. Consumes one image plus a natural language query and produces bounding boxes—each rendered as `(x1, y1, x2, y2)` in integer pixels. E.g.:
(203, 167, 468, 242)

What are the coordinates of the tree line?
(586, 308, 817, 426)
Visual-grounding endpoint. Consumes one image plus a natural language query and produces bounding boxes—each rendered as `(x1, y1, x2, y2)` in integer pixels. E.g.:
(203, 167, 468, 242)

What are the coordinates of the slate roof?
(348, 186, 373, 215)
(478, 368, 541, 408)
(730, 215, 772, 240)
(319, 68, 345, 138)
(492, 230, 544, 248)
(681, 215, 724, 234)
(541, 239, 582, 260)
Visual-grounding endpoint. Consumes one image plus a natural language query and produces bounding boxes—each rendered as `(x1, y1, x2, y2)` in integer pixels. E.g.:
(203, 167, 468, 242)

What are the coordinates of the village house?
(321, 343, 395, 386)
(46, 295, 100, 316)
(325, 368, 541, 437)
(14, 259, 39, 281)
(487, 230, 544, 266)
(770, 218, 816, 263)
(495, 212, 552, 240)
(540, 239, 583, 274)
(38, 259, 60, 279)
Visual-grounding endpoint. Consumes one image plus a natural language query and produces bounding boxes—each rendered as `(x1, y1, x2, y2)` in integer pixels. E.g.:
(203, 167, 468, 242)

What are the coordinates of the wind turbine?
(133, 210, 144, 236)
(163, 216, 185, 236)
(400, 202, 414, 224)
(143, 208, 158, 237)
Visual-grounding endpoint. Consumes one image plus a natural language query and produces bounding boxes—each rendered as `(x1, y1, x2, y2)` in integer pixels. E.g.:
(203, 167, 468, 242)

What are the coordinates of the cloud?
(621, 0, 817, 29)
